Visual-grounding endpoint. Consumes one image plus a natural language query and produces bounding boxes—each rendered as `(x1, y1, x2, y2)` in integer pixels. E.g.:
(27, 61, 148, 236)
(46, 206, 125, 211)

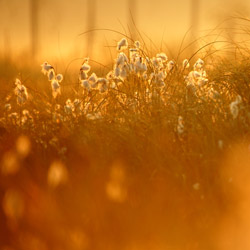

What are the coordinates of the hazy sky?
(0, 0, 248, 63)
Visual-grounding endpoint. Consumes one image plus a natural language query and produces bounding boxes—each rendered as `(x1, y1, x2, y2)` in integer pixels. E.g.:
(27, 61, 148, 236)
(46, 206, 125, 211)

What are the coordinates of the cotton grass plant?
(1, 20, 250, 249)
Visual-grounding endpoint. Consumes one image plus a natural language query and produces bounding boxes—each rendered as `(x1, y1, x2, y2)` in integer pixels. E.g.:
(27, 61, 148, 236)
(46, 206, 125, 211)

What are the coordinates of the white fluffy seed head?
(41, 62, 53, 75)
(134, 41, 140, 49)
(114, 66, 120, 77)
(79, 70, 88, 81)
(48, 69, 55, 81)
(4, 103, 11, 112)
(64, 99, 74, 114)
(51, 80, 61, 98)
(51, 80, 60, 91)
(81, 80, 90, 90)
(182, 59, 190, 69)
(14, 79, 28, 105)
(117, 38, 128, 51)
(235, 95, 242, 104)
(88, 73, 98, 84)
(56, 74, 63, 82)
(156, 53, 168, 62)
(177, 116, 184, 134)
(167, 60, 175, 71)
(116, 52, 128, 66)
(120, 66, 127, 79)
(194, 58, 204, 70)
(106, 71, 113, 80)
(80, 63, 91, 73)
(230, 102, 239, 119)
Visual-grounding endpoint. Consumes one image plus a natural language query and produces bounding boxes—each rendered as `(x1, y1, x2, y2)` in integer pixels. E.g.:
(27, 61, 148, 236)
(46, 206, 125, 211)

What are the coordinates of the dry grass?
(0, 30, 250, 250)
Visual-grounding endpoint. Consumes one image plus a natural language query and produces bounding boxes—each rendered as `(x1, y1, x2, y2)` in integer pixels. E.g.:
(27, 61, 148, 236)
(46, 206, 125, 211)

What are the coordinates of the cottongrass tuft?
(177, 116, 184, 134)
(182, 59, 190, 69)
(41, 62, 63, 98)
(230, 95, 242, 119)
(51, 79, 61, 98)
(41, 61, 53, 75)
(117, 38, 128, 51)
(14, 79, 28, 105)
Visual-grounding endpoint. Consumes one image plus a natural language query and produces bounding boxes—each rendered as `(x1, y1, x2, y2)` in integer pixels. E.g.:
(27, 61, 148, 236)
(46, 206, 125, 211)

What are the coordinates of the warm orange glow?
(1, 1, 250, 249)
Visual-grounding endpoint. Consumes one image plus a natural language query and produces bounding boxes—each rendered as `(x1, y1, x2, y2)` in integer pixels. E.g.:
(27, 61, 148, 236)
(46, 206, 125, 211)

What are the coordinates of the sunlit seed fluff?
(117, 38, 128, 51)
(152, 57, 163, 68)
(64, 99, 74, 114)
(98, 78, 109, 93)
(197, 78, 208, 87)
(196, 58, 204, 66)
(56, 74, 63, 82)
(194, 58, 204, 70)
(97, 78, 109, 85)
(80, 63, 91, 73)
(114, 66, 120, 77)
(134, 40, 140, 49)
(14, 79, 28, 105)
(51, 79, 60, 91)
(157, 71, 166, 81)
(182, 59, 190, 69)
(106, 71, 113, 80)
(189, 70, 201, 79)
(41, 61, 53, 75)
(135, 59, 147, 74)
(73, 99, 80, 106)
(82, 57, 89, 64)
(235, 95, 242, 104)
(230, 101, 239, 119)
(51, 80, 61, 98)
(129, 49, 138, 62)
(177, 116, 184, 134)
(48, 69, 55, 81)
(8, 112, 18, 121)
(88, 73, 98, 88)
(22, 109, 30, 117)
(116, 52, 128, 66)
(4, 103, 11, 112)
(79, 70, 88, 81)
(81, 80, 90, 90)
(229, 95, 242, 119)
(167, 60, 175, 71)
(156, 53, 168, 62)
(109, 81, 116, 89)
(55, 104, 61, 111)
(119, 68, 126, 79)
(86, 112, 102, 120)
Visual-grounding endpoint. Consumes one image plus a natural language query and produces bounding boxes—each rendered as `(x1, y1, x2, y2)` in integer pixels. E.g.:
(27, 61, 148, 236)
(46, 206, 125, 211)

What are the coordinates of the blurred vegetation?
(1, 25, 250, 250)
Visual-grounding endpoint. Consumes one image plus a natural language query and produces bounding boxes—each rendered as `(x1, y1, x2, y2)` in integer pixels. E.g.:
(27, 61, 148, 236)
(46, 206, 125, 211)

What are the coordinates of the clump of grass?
(0, 29, 250, 250)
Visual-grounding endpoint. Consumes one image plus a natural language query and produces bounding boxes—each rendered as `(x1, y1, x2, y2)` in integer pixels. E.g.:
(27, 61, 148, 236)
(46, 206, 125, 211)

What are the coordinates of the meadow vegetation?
(0, 25, 250, 250)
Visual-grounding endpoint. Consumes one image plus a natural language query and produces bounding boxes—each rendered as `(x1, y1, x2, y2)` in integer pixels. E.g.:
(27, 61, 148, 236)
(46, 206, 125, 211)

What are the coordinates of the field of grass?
(0, 30, 250, 250)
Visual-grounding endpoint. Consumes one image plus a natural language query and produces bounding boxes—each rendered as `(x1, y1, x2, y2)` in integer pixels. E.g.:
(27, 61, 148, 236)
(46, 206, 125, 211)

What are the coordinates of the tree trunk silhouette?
(190, 0, 200, 53)
(87, 0, 96, 58)
(128, 0, 137, 40)
(30, 0, 39, 60)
